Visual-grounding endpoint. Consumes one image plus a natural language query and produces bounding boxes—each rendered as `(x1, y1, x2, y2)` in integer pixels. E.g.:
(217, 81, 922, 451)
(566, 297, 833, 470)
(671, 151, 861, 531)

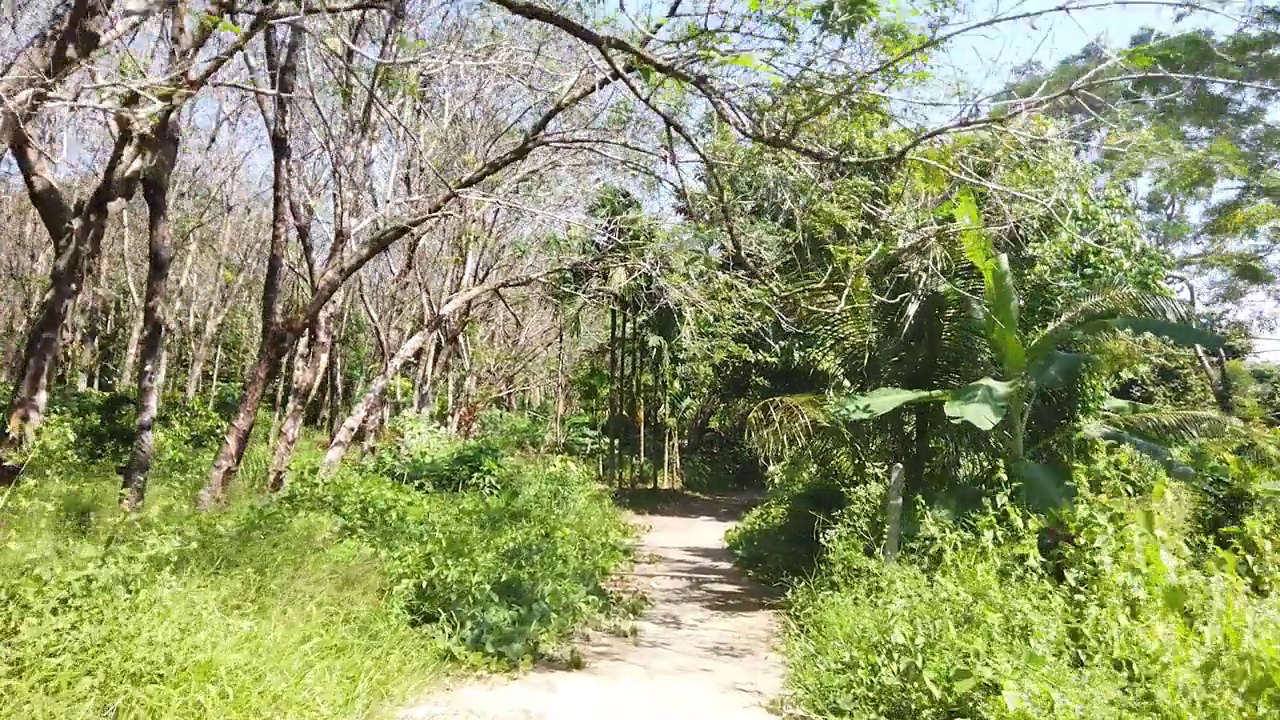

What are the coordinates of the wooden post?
(883, 462, 905, 564)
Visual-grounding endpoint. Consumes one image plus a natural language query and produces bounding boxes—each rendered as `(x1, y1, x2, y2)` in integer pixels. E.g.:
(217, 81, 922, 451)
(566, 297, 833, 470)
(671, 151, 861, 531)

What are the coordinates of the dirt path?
(400, 494, 784, 720)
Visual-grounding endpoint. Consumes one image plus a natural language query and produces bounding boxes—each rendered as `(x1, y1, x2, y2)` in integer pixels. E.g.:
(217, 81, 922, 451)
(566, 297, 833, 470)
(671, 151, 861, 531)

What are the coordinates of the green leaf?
(951, 668, 979, 694)
(722, 52, 763, 69)
(835, 387, 944, 420)
(1011, 459, 1076, 511)
(1028, 351, 1092, 390)
(951, 192, 1024, 371)
(1162, 583, 1189, 611)
(988, 253, 1024, 373)
(1080, 316, 1226, 349)
(944, 377, 1014, 430)
(1002, 687, 1022, 712)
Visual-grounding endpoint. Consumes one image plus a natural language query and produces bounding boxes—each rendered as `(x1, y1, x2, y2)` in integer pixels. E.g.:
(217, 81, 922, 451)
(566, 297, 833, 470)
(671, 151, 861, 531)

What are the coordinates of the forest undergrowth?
(0, 398, 633, 720)
(729, 450, 1280, 718)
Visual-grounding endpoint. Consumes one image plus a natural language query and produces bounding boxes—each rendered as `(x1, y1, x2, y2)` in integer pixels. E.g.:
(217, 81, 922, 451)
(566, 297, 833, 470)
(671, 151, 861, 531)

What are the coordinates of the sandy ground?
(399, 495, 785, 720)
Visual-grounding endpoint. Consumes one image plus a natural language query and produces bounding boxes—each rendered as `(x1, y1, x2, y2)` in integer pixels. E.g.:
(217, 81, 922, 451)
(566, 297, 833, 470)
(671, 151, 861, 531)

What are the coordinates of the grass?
(0, 464, 445, 720)
(0, 416, 635, 720)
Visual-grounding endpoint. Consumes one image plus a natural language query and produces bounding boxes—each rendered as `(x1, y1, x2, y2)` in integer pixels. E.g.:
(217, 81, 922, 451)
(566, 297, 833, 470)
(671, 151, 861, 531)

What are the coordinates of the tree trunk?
(321, 325, 434, 473)
(198, 337, 290, 510)
(1213, 348, 1235, 415)
(3, 194, 114, 451)
(198, 23, 301, 509)
(607, 307, 617, 483)
(267, 310, 334, 492)
(207, 340, 223, 411)
(185, 212, 241, 400)
(121, 127, 179, 511)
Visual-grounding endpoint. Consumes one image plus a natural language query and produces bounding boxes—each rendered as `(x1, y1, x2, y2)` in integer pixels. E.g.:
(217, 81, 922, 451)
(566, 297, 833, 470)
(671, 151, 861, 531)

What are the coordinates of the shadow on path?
(613, 488, 764, 521)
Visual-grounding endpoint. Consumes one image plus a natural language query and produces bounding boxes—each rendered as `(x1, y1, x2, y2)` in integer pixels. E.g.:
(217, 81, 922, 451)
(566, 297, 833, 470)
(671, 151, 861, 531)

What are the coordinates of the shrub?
(0, 474, 442, 720)
(783, 461, 1280, 720)
(726, 462, 858, 585)
(475, 408, 548, 451)
(367, 414, 507, 494)
(287, 453, 634, 666)
(29, 390, 226, 473)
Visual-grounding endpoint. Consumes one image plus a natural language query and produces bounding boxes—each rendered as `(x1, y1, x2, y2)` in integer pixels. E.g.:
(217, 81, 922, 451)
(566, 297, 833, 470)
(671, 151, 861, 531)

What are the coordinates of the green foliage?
(0, 403, 633, 716)
(33, 390, 226, 471)
(726, 462, 861, 585)
(475, 408, 548, 451)
(0, 474, 441, 720)
(784, 462, 1280, 719)
(1006, 12, 1280, 307)
(367, 413, 508, 494)
(288, 453, 633, 666)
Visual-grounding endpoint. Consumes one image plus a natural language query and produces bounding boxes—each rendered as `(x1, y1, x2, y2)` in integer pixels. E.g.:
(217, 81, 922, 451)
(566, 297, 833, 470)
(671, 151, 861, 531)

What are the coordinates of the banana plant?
(832, 191, 1228, 507)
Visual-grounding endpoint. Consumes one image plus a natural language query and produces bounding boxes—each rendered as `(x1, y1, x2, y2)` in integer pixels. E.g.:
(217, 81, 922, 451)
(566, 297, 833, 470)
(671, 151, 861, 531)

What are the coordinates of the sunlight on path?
(399, 496, 784, 720)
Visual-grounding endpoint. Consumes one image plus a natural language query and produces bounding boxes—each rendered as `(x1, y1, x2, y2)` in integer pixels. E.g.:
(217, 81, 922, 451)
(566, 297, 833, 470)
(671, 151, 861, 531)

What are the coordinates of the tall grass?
(0, 465, 444, 720)
(0, 406, 633, 719)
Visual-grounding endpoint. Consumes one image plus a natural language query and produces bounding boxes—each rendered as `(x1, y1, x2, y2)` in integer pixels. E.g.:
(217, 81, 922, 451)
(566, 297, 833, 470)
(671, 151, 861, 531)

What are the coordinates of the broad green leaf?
(1028, 351, 1091, 390)
(1077, 316, 1226, 350)
(953, 190, 991, 272)
(943, 377, 1014, 430)
(951, 668, 979, 694)
(989, 253, 1025, 373)
(1011, 459, 1076, 511)
(835, 387, 944, 420)
(951, 192, 1025, 371)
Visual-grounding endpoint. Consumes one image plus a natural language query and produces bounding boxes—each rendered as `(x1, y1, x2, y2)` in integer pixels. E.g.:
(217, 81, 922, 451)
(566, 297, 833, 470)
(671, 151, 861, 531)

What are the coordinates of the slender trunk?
(638, 345, 647, 489)
(121, 313, 144, 389)
(1214, 348, 1234, 415)
(906, 405, 932, 506)
(185, 213, 240, 400)
(554, 319, 565, 447)
(268, 341, 295, 447)
(267, 310, 334, 492)
(606, 307, 617, 482)
(322, 325, 435, 472)
(4, 212, 111, 450)
(121, 128, 179, 511)
(883, 462, 905, 564)
(198, 337, 290, 510)
(617, 310, 628, 483)
(628, 313, 640, 488)
(413, 340, 434, 412)
(208, 340, 223, 411)
(360, 398, 383, 456)
(199, 23, 301, 509)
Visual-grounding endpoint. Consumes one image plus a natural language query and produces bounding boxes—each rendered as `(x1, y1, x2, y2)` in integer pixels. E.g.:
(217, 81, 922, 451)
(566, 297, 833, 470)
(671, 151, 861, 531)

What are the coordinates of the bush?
(0, 409, 634, 717)
(782, 461, 1280, 719)
(288, 452, 634, 666)
(475, 408, 548, 451)
(0, 474, 442, 720)
(31, 390, 227, 472)
(726, 462, 861, 585)
(367, 414, 507, 494)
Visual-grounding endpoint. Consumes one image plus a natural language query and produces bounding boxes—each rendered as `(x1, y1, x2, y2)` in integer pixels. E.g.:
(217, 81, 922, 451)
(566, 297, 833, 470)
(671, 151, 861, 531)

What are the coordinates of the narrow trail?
(401, 494, 785, 720)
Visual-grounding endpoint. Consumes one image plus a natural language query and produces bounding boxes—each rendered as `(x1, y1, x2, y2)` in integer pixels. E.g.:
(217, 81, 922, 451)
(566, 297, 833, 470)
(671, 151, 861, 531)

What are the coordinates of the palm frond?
(1028, 286, 1201, 359)
(745, 394, 836, 463)
(1102, 408, 1240, 444)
